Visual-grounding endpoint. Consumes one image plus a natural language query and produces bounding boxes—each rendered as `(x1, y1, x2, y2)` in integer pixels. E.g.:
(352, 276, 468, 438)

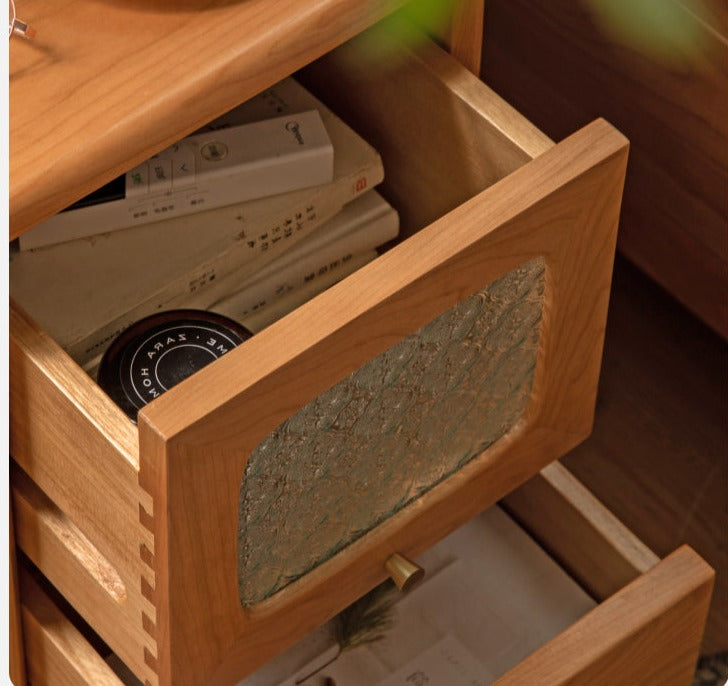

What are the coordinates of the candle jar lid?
(98, 309, 252, 422)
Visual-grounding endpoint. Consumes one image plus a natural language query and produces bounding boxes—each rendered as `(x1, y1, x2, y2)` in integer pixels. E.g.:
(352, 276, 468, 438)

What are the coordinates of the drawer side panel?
(12, 465, 158, 685)
(19, 568, 126, 686)
(9, 303, 144, 569)
(10, 303, 157, 683)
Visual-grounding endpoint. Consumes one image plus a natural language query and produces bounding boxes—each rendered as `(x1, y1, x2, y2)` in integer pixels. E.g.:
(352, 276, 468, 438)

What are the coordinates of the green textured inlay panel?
(238, 258, 545, 605)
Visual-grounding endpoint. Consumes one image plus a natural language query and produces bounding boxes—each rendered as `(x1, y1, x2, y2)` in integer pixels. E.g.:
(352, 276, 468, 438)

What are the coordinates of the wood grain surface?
(8, 0, 408, 239)
(8, 302, 158, 681)
(8, 304, 154, 596)
(299, 14, 552, 241)
(502, 461, 659, 602)
(18, 568, 124, 686)
(10, 504, 27, 686)
(408, 0, 484, 74)
(444, 0, 484, 74)
(496, 546, 715, 686)
(11, 465, 158, 684)
(481, 0, 728, 338)
(564, 255, 728, 655)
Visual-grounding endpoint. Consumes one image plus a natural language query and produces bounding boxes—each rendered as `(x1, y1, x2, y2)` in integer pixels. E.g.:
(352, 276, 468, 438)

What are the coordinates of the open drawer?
(14, 463, 714, 685)
(10, 17, 632, 686)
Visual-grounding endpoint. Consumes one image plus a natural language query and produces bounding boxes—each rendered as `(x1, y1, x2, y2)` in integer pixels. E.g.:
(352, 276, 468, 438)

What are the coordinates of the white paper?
(239, 506, 596, 685)
(376, 635, 495, 686)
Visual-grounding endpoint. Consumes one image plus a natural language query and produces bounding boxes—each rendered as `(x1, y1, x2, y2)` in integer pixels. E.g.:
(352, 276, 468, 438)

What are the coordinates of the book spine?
(234, 251, 378, 334)
(82, 251, 379, 379)
(65, 165, 384, 365)
(207, 202, 398, 320)
(194, 154, 383, 276)
(222, 189, 393, 294)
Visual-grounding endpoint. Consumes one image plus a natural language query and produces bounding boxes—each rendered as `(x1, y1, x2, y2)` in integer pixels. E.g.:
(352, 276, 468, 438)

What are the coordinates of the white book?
(19, 110, 335, 250)
(82, 252, 379, 380)
(11, 78, 384, 366)
(234, 252, 378, 334)
(209, 191, 398, 322)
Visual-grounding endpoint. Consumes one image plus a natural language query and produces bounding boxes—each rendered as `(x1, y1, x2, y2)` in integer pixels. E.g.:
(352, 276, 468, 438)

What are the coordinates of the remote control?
(20, 109, 334, 250)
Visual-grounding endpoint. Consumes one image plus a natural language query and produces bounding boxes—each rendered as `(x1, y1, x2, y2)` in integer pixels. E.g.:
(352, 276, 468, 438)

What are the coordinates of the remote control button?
(129, 204, 151, 220)
(149, 159, 172, 192)
(125, 163, 149, 198)
(200, 140, 228, 162)
(186, 192, 208, 208)
(172, 150, 196, 188)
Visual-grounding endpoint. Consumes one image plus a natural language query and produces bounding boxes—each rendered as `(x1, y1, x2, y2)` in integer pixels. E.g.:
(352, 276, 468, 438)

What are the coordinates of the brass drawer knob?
(385, 553, 424, 591)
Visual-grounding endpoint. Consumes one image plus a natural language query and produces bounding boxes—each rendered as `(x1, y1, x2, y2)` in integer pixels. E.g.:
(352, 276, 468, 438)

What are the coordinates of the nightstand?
(9, 2, 714, 684)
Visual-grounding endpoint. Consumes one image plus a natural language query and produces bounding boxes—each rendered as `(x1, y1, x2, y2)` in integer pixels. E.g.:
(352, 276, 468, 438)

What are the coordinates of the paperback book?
(234, 251, 378, 335)
(11, 78, 384, 367)
(208, 190, 398, 323)
(75, 190, 396, 368)
(84, 252, 379, 379)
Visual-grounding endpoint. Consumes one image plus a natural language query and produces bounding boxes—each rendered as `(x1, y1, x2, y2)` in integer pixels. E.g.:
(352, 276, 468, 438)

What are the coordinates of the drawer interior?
(232, 460, 661, 685)
(238, 495, 601, 685)
(10, 16, 551, 381)
(16, 462, 682, 686)
(17, 461, 711, 686)
(299, 18, 551, 242)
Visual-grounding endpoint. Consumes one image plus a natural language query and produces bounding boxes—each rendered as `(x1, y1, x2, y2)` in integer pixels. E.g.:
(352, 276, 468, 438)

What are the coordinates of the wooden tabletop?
(8, 0, 406, 240)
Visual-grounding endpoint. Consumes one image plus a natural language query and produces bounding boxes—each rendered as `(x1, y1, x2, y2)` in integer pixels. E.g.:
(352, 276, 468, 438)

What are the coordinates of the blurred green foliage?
(585, 0, 708, 64)
(342, 0, 454, 68)
(400, 0, 453, 33)
(348, 0, 713, 70)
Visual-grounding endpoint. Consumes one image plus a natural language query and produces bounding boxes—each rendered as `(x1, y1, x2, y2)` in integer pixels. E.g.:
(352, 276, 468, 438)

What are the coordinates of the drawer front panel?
(239, 258, 545, 604)
(137, 115, 628, 684)
(496, 546, 714, 686)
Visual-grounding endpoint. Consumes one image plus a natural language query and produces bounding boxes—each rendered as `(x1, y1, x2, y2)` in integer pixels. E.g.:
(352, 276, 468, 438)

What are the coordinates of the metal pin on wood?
(12, 19, 36, 38)
(9, 0, 36, 39)
(385, 553, 425, 591)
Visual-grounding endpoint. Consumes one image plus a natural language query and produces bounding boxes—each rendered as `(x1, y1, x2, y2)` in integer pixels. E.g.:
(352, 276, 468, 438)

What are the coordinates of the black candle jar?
(97, 310, 252, 422)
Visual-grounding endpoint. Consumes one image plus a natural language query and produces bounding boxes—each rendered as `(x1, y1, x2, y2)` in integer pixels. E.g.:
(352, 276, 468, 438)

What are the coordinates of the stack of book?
(11, 78, 398, 372)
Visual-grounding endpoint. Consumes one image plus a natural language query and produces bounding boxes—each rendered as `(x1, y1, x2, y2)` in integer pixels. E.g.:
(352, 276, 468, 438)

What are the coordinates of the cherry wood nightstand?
(9, 2, 713, 684)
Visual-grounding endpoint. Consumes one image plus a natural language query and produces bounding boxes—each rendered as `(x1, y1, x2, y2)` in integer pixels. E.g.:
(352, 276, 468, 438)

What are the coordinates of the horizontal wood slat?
(19, 569, 125, 686)
(12, 465, 158, 684)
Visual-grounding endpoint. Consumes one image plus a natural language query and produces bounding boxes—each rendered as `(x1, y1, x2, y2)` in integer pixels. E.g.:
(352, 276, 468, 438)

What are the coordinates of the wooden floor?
(561, 255, 728, 655)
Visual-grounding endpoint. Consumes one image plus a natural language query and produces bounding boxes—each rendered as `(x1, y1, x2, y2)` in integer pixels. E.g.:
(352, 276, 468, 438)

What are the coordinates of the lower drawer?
(10, 16, 630, 686)
(14, 463, 714, 685)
